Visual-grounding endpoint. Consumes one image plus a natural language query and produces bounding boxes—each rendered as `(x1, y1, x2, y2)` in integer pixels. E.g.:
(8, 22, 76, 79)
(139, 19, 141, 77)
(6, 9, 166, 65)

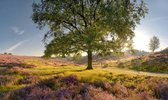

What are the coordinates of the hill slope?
(117, 48, 168, 73)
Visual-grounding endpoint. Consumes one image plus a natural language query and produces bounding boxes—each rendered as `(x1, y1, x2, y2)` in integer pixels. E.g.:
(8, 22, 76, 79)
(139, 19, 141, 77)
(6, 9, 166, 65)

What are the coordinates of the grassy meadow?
(0, 54, 168, 100)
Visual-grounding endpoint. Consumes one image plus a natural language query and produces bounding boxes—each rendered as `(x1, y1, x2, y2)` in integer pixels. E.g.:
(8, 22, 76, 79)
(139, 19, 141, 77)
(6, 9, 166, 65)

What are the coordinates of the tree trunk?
(86, 49, 93, 70)
(61, 52, 66, 58)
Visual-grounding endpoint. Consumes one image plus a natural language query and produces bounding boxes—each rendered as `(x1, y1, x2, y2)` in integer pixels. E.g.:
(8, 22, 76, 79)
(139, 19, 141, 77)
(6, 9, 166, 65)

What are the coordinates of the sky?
(0, 0, 168, 56)
(133, 0, 168, 52)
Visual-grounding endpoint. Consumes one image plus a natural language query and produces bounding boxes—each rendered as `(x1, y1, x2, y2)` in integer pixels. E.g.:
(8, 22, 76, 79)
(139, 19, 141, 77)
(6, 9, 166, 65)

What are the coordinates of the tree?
(149, 36, 160, 52)
(44, 35, 72, 58)
(32, 0, 147, 69)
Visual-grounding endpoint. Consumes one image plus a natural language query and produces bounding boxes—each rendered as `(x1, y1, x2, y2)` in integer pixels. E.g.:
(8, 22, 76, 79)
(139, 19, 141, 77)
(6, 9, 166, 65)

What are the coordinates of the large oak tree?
(32, 0, 148, 69)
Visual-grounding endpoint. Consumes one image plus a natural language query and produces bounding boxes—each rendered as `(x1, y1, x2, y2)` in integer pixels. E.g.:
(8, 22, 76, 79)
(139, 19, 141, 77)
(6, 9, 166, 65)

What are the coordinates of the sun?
(133, 30, 151, 52)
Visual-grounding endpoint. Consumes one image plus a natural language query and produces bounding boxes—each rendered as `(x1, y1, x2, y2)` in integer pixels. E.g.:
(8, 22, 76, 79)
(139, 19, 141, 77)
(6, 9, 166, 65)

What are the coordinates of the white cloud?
(6, 40, 26, 52)
(11, 26, 25, 35)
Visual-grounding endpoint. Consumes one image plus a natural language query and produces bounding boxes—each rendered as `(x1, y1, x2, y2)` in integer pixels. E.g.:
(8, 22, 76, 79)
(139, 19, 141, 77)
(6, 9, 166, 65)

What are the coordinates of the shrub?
(0, 75, 18, 86)
(93, 81, 112, 91)
(4, 86, 54, 100)
(40, 76, 61, 90)
(20, 64, 36, 68)
(154, 81, 168, 100)
(128, 92, 155, 100)
(61, 75, 79, 85)
(18, 76, 41, 84)
(6, 67, 23, 75)
(80, 85, 116, 100)
(112, 82, 128, 98)
(54, 87, 80, 100)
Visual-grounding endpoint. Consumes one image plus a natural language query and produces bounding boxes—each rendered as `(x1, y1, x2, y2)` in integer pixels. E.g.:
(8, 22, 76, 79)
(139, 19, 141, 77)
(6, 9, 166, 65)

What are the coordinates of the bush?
(6, 67, 23, 75)
(4, 86, 54, 100)
(55, 87, 81, 100)
(128, 92, 155, 100)
(80, 85, 116, 100)
(3, 74, 168, 100)
(93, 81, 112, 91)
(154, 81, 168, 100)
(112, 82, 128, 98)
(40, 76, 61, 90)
(0, 75, 18, 86)
(18, 76, 41, 84)
(61, 75, 79, 85)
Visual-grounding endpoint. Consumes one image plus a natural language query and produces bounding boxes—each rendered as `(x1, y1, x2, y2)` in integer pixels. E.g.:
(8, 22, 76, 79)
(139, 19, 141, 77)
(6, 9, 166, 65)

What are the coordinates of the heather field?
(1, 0, 168, 100)
(0, 54, 168, 100)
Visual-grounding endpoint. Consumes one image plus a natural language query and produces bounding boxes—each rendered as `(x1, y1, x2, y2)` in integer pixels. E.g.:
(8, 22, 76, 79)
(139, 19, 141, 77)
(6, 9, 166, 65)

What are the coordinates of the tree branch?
(63, 20, 82, 34)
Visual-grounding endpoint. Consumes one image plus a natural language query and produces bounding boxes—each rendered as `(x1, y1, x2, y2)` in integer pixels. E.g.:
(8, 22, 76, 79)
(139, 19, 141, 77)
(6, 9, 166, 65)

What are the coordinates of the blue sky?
(0, 0, 45, 56)
(0, 0, 168, 56)
(134, 0, 168, 51)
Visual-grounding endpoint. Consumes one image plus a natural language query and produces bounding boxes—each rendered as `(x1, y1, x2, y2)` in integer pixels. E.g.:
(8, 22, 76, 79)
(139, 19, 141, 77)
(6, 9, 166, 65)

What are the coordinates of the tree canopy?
(32, 0, 148, 69)
(149, 36, 160, 52)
